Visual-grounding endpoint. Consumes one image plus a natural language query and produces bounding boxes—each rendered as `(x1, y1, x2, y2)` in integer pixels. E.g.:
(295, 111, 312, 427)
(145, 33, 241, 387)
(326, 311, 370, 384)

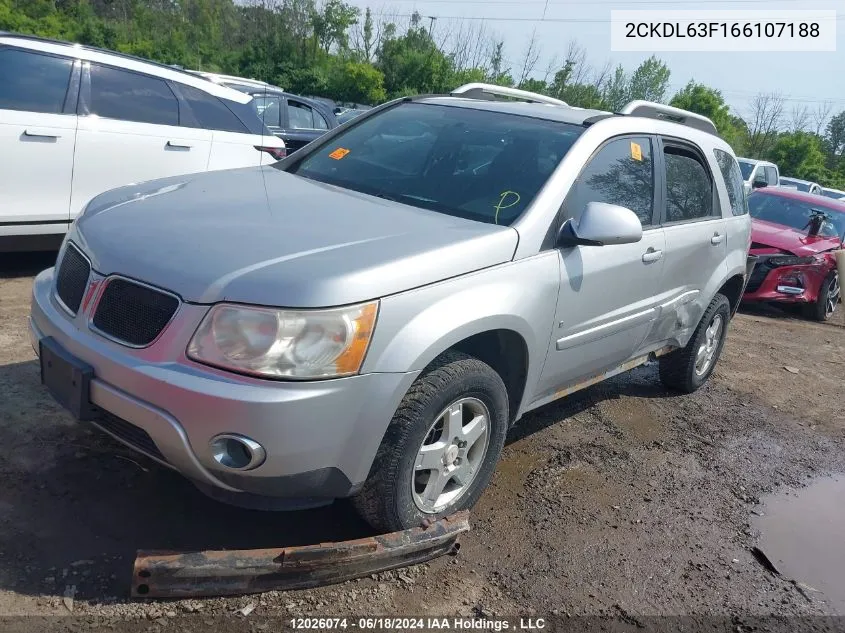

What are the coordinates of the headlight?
(187, 302, 378, 379)
(769, 255, 816, 267)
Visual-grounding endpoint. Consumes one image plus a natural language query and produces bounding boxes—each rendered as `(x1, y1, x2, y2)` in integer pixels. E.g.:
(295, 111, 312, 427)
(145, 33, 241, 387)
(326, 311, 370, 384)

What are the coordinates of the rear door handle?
(23, 128, 60, 139)
(165, 141, 192, 150)
(711, 233, 724, 245)
(642, 248, 663, 263)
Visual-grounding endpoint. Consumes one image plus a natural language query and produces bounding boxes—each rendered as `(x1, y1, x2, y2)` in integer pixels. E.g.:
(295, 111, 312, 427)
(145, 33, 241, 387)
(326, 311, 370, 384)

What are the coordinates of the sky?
(344, 0, 845, 127)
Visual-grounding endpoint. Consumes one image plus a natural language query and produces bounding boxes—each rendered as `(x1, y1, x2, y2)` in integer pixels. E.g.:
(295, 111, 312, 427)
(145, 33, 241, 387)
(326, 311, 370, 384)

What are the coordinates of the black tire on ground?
(351, 350, 509, 532)
(659, 293, 731, 394)
(803, 271, 839, 322)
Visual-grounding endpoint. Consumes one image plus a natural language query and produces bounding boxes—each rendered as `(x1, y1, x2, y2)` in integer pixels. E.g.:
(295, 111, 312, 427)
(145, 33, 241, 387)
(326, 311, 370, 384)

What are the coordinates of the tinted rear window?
(88, 64, 179, 125)
(179, 85, 248, 133)
(288, 102, 583, 225)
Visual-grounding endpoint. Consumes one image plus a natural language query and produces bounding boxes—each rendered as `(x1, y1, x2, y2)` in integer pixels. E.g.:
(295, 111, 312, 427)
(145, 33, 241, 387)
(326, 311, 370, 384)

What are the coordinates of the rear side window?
(663, 145, 714, 222)
(714, 149, 748, 216)
(564, 137, 655, 227)
(288, 100, 317, 129)
(179, 85, 248, 133)
(88, 64, 178, 126)
(0, 48, 73, 114)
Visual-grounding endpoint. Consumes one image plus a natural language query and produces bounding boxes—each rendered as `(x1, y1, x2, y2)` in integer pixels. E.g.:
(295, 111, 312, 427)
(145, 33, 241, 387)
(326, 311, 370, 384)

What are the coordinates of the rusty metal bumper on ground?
(131, 512, 470, 598)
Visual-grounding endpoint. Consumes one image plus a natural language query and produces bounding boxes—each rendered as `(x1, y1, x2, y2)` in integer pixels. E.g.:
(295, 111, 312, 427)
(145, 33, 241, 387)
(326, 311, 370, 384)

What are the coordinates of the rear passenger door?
(0, 46, 78, 231)
(281, 98, 330, 153)
(653, 138, 727, 341)
(70, 62, 212, 219)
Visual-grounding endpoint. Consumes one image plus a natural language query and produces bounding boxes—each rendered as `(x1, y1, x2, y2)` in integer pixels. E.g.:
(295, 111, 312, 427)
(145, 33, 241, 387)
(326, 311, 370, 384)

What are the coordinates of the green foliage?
(670, 81, 747, 151)
(5, 0, 845, 190)
(328, 59, 386, 104)
(768, 132, 827, 182)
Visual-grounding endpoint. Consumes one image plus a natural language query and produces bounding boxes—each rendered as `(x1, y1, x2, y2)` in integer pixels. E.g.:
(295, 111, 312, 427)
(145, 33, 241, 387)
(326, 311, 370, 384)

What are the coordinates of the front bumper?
(30, 267, 418, 507)
(742, 262, 829, 304)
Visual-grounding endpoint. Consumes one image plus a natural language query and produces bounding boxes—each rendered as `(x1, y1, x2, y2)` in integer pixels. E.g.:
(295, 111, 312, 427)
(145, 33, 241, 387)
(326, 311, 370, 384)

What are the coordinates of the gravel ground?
(1, 251, 844, 631)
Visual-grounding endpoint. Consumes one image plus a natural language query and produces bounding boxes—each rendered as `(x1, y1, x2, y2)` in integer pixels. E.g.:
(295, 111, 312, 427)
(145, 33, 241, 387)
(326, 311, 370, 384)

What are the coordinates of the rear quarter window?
(178, 84, 248, 133)
(713, 149, 748, 216)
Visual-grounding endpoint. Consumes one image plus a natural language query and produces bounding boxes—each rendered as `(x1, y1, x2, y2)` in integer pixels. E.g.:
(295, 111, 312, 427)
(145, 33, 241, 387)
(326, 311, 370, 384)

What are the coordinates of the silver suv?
(30, 83, 753, 531)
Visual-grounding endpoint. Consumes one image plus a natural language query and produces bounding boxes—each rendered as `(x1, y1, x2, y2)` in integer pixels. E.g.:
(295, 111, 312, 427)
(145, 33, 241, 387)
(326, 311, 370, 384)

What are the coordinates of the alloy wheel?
(411, 397, 490, 513)
(694, 313, 724, 377)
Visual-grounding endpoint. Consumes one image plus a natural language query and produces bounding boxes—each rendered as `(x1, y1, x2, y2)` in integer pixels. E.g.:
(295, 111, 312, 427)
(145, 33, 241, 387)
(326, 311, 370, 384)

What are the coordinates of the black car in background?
(191, 72, 339, 152)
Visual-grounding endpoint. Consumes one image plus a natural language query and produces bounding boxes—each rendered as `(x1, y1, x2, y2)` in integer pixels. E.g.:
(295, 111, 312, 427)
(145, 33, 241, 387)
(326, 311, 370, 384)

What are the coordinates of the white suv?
(0, 33, 286, 251)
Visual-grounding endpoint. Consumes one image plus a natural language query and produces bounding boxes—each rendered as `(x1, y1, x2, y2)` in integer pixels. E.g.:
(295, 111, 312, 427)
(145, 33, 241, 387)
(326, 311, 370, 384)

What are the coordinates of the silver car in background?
(30, 84, 753, 531)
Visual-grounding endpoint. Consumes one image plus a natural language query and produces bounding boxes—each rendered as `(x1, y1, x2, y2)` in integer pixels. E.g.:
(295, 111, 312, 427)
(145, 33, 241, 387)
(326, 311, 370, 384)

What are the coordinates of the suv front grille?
(55, 244, 90, 314)
(92, 278, 179, 347)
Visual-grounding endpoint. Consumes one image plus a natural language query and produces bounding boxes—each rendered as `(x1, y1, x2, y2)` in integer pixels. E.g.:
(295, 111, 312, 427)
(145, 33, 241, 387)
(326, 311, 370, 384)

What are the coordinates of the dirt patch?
(1, 253, 844, 628)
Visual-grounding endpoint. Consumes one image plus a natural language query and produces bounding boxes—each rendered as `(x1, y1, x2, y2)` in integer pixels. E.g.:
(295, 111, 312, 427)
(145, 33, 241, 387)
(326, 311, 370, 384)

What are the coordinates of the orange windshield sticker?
(630, 142, 643, 161)
(329, 147, 350, 160)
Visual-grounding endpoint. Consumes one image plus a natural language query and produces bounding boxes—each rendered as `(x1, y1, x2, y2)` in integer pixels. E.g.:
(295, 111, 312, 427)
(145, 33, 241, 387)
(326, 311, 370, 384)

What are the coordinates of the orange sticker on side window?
(630, 142, 643, 161)
(329, 147, 350, 160)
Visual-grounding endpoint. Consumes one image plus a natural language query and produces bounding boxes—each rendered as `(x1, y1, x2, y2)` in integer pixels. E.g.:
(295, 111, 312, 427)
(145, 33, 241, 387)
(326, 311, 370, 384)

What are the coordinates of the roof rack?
(620, 100, 718, 136)
(451, 83, 568, 107)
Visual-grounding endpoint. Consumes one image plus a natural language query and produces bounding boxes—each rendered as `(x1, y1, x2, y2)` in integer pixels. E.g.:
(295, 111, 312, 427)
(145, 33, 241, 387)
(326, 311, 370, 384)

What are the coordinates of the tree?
(746, 92, 784, 157)
(312, 0, 358, 54)
(768, 132, 827, 182)
(515, 29, 540, 87)
(825, 111, 845, 158)
(627, 55, 670, 103)
(669, 81, 745, 151)
(328, 59, 385, 104)
(602, 65, 628, 111)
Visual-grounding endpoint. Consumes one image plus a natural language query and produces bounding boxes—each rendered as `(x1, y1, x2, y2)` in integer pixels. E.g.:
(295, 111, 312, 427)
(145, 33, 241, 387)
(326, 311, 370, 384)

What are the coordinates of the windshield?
(288, 102, 583, 225)
(749, 192, 845, 239)
(738, 160, 754, 180)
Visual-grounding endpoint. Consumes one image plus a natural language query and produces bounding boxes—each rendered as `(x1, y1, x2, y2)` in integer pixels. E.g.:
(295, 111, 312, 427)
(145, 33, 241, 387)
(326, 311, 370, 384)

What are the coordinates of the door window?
(765, 165, 779, 186)
(0, 48, 73, 114)
(179, 84, 247, 133)
(564, 136, 654, 227)
(251, 95, 281, 127)
(713, 149, 748, 216)
(88, 64, 178, 126)
(663, 145, 714, 222)
(288, 100, 318, 129)
(313, 110, 329, 130)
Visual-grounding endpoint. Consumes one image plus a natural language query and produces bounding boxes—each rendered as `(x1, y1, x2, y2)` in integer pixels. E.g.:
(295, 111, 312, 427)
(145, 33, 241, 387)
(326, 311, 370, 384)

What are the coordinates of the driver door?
(535, 136, 666, 397)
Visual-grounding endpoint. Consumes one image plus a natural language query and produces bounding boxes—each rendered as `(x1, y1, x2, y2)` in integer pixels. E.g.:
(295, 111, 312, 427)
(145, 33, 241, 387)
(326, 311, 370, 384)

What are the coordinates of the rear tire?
(659, 293, 731, 394)
(804, 271, 839, 322)
(351, 350, 509, 532)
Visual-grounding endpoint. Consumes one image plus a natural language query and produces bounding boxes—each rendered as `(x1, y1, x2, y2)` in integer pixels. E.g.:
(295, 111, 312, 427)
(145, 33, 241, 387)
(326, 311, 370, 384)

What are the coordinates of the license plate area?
(39, 336, 96, 421)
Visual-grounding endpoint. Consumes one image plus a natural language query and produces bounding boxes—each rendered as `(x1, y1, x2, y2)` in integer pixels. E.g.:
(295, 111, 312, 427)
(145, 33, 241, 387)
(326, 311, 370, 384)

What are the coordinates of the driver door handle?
(711, 232, 724, 245)
(165, 141, 192, 150)
(642, 248, 663, 263)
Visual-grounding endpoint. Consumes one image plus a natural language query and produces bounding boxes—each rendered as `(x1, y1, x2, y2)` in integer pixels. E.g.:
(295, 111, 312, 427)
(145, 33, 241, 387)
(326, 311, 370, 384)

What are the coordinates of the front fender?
(362, 254, 560, 407)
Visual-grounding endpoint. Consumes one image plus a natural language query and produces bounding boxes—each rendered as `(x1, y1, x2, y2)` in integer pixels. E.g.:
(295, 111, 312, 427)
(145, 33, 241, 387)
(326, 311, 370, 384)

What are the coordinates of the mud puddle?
(753, 477, 845, 613)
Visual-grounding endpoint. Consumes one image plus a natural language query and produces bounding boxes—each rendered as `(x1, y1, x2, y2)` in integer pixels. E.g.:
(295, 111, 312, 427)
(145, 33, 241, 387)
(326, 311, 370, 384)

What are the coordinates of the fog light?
(209, 434, 266, 471)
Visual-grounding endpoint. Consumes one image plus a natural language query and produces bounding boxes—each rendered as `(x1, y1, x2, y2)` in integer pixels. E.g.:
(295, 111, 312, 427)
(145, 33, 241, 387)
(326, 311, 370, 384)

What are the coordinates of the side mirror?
(557, 201, 643, 247)
(752, 176, 768, 189)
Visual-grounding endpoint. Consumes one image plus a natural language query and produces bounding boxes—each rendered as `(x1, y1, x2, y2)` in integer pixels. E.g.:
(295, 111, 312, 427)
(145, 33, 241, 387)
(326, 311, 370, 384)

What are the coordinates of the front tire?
(351, 351, 509, 532)
(804, 271, 839, 322)
(659, 293, 731, 393)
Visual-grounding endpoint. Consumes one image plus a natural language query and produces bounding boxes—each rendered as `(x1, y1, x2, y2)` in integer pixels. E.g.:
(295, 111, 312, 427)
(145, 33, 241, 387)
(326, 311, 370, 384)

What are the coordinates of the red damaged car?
(744, 187, 843, 321)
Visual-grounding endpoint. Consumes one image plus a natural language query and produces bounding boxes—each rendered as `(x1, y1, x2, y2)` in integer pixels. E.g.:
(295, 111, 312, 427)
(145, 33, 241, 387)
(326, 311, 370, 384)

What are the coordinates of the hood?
(75, 167, 518, 307)
(750, 219, 841, 257)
